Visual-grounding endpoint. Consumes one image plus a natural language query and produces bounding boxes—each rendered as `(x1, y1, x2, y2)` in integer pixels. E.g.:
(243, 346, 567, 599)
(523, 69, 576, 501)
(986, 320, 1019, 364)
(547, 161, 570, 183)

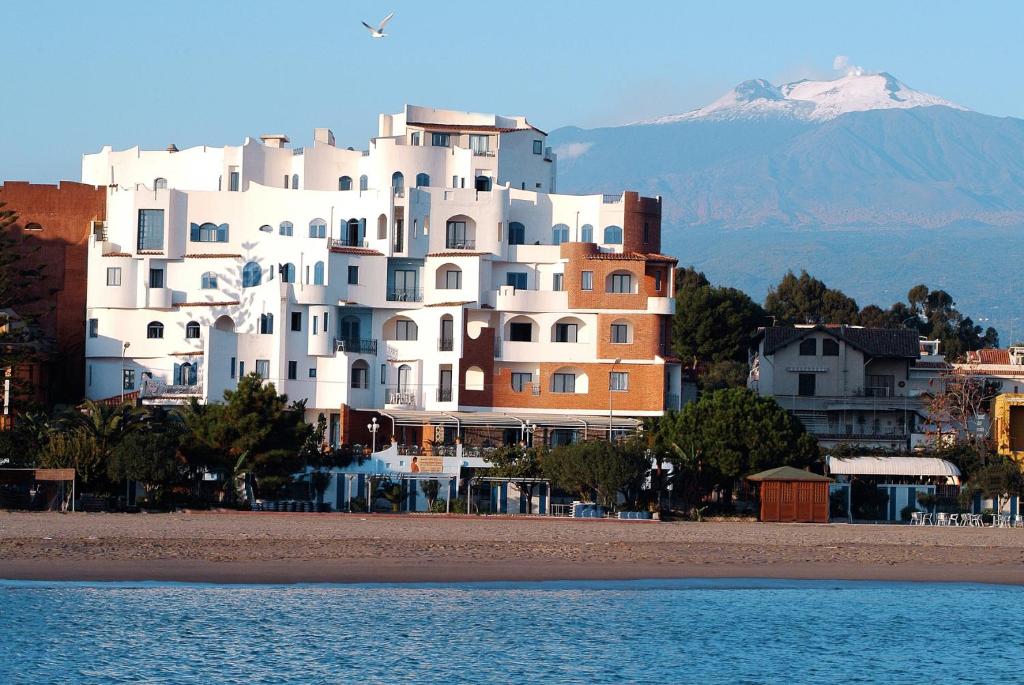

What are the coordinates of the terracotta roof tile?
(966, 349, 1011, 365)
(102, 252, 132, 258)
(584, 252, 678, 262)
(185, 253, 242, 259)
(427, 251, 488, 258)
(176, 301, 240, 308)
(426, 301, 472, 307)
(329, 246, 384, 256)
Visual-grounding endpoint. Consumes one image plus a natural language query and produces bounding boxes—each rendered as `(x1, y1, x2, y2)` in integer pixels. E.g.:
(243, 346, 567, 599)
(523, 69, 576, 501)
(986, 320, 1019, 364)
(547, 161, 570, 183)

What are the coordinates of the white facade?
(83, 105, 678, 445)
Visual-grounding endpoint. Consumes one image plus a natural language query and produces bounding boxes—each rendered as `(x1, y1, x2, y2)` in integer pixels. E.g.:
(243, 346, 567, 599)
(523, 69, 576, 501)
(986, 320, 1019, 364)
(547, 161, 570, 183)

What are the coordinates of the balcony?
(602, 193, 623, 204)
(386, 287, 423, 303)
(445, 238, 476, 250)
(335, 338, 378, 355)
(438, 337, 454, 352)
(492, 286, 568, 313)
(436, 387, 453, 402)
(141, 378, 202, 400)
(329, 237, 368, 249)
(386, 386, 418, 407)
(472, 150, 495, 157)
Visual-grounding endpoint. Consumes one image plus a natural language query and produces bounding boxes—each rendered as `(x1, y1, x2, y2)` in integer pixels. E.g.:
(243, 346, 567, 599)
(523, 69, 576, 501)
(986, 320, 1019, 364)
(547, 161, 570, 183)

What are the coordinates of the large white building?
(82, 105, 680, 452)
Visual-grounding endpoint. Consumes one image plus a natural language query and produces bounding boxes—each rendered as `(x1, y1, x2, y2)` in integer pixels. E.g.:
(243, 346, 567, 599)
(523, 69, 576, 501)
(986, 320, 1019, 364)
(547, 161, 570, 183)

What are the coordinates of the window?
(147, 321, 164, 339)
(798, 373, 816, 397)
(391, 171, 404, 194)
(643, 221, 650, 243)
(380, 364, 387, 384)
(533, 140, 543, 155)
(291, 312, 302, 331)
(469, 134, 490, 154)
(149, 268, 164, 289)
(509, 322, 532, 342)
(279, 221, 293, 236)
(359, 175, 368, 191)
(154, 177, 167, 190)
(506, 272, 528, 290)
(581, 271, 593, 291)
(291, 174, 299, 190)
(242, 262, 261, 288)
(580, 224, 593, 243)
(283, 175, 289, 189)
(137, 209, 164, 251)
(230, 357, 236, 379)
(185, 321, 200, 339)
(88, 318, 98, 338)
(551, 373, 576, 393)
(866, 375, 896, 398)
(608, 273, 632, 293)
(508, 222, 525, 245)
(351, 361, 369, 389)
(553, 274, 564, 291)
(123, 368, 135, 391)
(823, 339, 840, 356)
(229, 170, 240, 192)
(255, 359, 270, 379)
(511, 372, 533, 392)
(799, 339, 817, 356)
(313, 316, 318, 335)
(444, 269, 461, 289)
(309, 219, 327, 239)
(347, 265, 358, 285)
(654, 271, 663, 292)
(287, 361, 297, 380)
(260, 313, 274, 334)
(415, 172, 430, 188)
(190, 222, 228, 242)
(603, 225, 623, 244)
(309, 368, 317, 378)
(106, 267, 121, 286)
(280, 263, 296, 283)
(176, 362, 197, 386)
(431, 132, 450, 147)
(239, 361, 245, 377)
(339, 176, 352, 191)
(554, 322, 579, 343)
(395, 319, 418, 341)
(475, 176, 491, 192)
(446, 220, 469, 249)
(610, 371, 629, 392)
(411, 132, 421, 146)
(611, 323, 631, 344)
(552, 224, 570, 245)
(201, 272, 218, 289)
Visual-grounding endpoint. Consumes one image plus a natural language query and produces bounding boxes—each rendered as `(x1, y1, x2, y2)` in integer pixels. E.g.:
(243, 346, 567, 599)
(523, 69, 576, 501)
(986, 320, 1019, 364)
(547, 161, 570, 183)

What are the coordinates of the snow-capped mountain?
(638, 72, 966, 124)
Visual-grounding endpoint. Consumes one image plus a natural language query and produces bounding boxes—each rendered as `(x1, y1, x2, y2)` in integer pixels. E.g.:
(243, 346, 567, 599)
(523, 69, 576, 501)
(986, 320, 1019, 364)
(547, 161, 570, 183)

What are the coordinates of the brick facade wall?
(622, 191, 661, 255)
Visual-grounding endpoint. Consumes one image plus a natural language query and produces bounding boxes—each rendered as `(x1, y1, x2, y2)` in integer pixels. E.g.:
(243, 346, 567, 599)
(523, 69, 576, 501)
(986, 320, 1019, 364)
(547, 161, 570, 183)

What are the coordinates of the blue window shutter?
(189, 364, 197, 385)
(190, 223, 200, 241)
(218, 223, 229, 242)
(358, 219, 366, 242)
(173, 363, 181, 385)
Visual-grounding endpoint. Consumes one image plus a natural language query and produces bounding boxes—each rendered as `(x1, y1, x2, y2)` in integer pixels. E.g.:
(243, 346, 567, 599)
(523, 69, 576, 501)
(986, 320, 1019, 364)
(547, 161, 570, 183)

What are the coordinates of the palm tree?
(67, 400, 145, 459)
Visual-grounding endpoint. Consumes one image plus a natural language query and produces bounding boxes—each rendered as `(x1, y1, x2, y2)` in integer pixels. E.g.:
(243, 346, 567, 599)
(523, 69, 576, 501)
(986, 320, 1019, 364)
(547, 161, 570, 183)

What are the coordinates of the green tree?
(658, 388, 818, 506)
(673, 277, 766, 364)
(421, 479, 441, 510)
(108, 418, 185, 505)
(486, 445, 546, 514)
(764, 270, 859, 325)
(541, 441, 651, 510)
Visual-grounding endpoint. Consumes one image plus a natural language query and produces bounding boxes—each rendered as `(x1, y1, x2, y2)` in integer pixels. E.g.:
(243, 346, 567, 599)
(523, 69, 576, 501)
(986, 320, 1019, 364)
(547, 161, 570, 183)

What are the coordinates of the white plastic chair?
(910, 511, 922, 525)
(923, 513, 934, 525)
(948, 513, 959, 526)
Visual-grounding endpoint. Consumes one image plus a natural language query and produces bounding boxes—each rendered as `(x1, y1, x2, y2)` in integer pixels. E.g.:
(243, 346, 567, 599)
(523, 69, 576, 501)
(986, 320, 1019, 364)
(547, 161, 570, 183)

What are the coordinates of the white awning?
(826, 456, 961, 478)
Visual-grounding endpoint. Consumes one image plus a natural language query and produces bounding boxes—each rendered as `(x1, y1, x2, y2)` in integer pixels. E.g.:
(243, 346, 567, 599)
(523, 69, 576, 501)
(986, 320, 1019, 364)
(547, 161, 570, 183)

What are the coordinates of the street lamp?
(120, 342, 130, 403)
(609, 358, 621, 441)
(367, 416, 380, 453)
(521, 420, 536, 446)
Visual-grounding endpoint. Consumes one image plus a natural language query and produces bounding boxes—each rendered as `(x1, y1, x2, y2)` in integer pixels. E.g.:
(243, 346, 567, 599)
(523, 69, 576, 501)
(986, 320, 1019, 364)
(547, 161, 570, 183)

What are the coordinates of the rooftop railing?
(335, 338, 378, 355)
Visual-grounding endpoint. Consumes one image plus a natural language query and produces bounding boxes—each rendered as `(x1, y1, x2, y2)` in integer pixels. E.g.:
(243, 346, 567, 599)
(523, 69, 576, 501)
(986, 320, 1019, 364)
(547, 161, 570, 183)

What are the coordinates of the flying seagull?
(362, 12, 394, 38)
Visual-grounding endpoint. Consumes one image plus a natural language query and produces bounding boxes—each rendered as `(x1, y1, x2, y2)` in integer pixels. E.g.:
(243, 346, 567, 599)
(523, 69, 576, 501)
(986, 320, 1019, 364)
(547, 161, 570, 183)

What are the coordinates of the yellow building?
(992, 393, 1024, 463)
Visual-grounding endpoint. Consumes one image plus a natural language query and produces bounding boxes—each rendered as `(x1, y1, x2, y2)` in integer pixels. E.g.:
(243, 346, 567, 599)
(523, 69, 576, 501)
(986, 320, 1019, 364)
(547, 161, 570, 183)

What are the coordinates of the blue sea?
(2, 578, 1022, 684)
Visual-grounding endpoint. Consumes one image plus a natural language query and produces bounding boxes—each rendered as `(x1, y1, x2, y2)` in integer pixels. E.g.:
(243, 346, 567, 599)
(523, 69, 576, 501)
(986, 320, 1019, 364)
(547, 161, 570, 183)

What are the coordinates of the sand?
(1, 511, 1023, 585)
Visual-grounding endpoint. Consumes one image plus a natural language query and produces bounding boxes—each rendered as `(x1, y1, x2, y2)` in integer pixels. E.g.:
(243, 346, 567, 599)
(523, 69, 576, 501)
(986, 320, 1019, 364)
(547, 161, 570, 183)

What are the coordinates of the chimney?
(260, 134, 290, 149)
(314, 128, 335, 147)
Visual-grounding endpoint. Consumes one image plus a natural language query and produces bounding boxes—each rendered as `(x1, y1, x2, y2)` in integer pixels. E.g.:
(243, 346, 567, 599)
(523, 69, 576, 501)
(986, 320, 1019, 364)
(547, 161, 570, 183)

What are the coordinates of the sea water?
(2, 578, 1022, 684)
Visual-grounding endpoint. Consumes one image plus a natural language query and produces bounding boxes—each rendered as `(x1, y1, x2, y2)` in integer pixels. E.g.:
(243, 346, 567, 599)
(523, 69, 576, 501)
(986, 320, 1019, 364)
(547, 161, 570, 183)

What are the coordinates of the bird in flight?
(362, 12, 394, 38)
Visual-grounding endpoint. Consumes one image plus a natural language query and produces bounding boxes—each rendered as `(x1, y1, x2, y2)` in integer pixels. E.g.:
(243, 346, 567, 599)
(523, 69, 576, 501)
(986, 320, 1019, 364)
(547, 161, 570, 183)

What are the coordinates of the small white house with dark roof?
(749, 325, 926, 450)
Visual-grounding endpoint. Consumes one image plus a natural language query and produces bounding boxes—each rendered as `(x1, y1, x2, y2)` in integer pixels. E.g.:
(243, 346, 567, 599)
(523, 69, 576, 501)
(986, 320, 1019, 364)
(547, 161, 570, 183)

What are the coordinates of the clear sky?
(3, 0, 1022, 183)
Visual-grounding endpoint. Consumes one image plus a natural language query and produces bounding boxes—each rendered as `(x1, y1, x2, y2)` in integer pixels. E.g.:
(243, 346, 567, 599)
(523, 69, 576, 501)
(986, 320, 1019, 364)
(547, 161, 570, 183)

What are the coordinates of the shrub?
(900, 505, 918, 522)
(429, 498, 448, 513)
(348, 496, 367, 513)
(448, 497, 467, 514)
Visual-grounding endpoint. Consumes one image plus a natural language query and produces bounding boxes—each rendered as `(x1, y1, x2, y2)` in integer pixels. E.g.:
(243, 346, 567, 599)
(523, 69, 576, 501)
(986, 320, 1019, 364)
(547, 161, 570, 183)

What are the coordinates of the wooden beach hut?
(747, 466, 831, 523)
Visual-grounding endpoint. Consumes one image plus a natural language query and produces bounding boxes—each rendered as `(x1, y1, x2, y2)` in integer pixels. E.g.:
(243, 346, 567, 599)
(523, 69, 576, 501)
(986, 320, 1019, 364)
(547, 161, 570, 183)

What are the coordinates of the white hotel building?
(82, 105, 680, 450)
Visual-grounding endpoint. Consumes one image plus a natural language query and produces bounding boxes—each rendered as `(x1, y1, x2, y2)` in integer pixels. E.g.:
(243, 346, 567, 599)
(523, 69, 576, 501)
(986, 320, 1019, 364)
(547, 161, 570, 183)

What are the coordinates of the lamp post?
(609, 358, 621, 442)
(367, 416, 380, 453)
(521, 421, 536, 446)
(120, 342, 130, 403)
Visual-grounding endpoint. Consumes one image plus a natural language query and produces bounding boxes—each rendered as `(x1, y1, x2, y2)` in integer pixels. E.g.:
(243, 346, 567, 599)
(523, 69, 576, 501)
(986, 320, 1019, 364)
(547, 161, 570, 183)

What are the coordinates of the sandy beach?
(1, 512, 1023, 585)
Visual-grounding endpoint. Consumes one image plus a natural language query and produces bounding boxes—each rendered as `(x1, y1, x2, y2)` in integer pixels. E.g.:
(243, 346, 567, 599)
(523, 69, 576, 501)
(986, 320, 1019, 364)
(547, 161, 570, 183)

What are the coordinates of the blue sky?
(3, 0, 1022, 183)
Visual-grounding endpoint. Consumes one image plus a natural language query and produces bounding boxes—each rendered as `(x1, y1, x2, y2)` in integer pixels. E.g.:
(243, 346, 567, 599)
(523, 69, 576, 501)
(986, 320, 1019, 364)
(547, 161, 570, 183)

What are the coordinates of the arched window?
(474, 176, 492, 192)
(552, 224, 570, 245)
(280, 263, 296, 283)
(259, 313, 274, 334)
(279, 221, 293, 236)
(610, 319, 632, 344)
(313, 261, 325, 285)
(551, 317, 584, 343)
(201, 272, 218, 289)
(147, 321, 164, 339)
(154, 177, 167, 190)
(506, 315, 536, 342)
(309, 218, 327, 239)
(259, 224, 273, 233)
(190, 222, 228, 242)
(465, 366, 484, 391)
(291, 174, 299, 190)
(580, 224, 594, 243)
(606, 270, 634, 294)
(185, 321, 200, 339)
(214, 315, 235, 332)
(436, 263, 462, 290)
(397, 364, 412, 392)
(377, 214, 387, 240)
(415, 172, 430, 188)
(242, 262, 261, 288)
(351, 360, 370, 389)
(508, 222, 525, 245)
(339, 176, 353, 191)
(359, 175, 368, 191)
(603, 225, 623, 244)
(391, 171, 404, 195)
(176, 362, 197, 386)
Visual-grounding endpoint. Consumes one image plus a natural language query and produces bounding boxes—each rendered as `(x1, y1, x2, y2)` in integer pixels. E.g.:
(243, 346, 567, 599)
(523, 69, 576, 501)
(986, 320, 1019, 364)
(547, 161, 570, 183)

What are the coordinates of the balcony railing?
(386, 287, 423, 302)
(436, 387, 453, 402)
(335, 338, 378, 355)
(141, 379, 202, 398)
(328, 237, 368, 249)
(512, 382, 541, 396)
(813, 431, 909, 442)
(393, 188, 405, 198)
(386, 387, 418, 406)
(445, 238, 476, 250)
(472, 150, 495, 157)
(438, 337, 454, 352)
(602, 193, 623, 204)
